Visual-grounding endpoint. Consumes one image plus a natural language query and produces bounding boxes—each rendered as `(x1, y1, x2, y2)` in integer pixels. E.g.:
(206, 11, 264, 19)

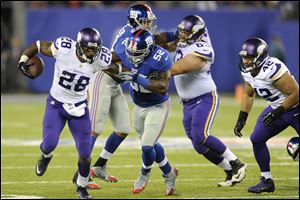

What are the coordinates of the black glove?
(17, 62, 35, 79)
(262, 106, 285, 126)
(234, 111, 248, 137)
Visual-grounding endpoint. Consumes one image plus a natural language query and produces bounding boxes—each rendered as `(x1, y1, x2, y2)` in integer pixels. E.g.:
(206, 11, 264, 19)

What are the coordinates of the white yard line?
(1, 137, 291, 149)
(1, 162, 298, 170)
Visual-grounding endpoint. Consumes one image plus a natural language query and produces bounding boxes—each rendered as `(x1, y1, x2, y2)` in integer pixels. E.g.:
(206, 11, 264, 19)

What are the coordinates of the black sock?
(93, 157, 107, 167)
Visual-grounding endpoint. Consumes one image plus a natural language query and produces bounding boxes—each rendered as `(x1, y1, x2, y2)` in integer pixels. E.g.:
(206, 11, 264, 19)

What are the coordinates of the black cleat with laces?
(35, 154, 53, 176)
(76, 186, 92, 199)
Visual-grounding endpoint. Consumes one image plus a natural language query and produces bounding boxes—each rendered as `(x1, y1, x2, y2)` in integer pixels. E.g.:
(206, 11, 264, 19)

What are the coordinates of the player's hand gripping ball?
(18, 56, 44, 79)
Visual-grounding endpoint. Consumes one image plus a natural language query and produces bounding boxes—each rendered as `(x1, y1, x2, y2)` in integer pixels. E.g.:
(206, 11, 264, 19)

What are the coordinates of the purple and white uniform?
(242, 56, 299, 172)
(41, 36, 111, 158)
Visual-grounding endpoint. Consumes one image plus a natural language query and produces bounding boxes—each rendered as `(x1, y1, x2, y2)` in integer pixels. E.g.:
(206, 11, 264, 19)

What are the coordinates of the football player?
(17, 27, 112, 199)
(87, 3, 178, 188)
(234, 38, 299, 193)
(171, 15, 247, 187)
(116, 29, 178, 195)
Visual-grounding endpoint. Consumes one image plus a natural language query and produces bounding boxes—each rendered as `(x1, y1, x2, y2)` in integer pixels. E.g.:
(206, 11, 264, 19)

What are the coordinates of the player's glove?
(147, 71, 162, 80)
(234, 111, 248, 137)
(17, 61, 35, 79)
(118, 69, 138, 81)
(262, 106, 285, 126)
(118, 69, 150, 88)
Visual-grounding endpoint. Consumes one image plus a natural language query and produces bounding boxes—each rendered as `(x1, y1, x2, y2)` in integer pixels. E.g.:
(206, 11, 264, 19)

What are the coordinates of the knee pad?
(142, 146, 154, 154)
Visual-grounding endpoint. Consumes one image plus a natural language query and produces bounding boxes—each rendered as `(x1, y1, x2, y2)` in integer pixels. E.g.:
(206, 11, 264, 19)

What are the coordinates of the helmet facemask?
(127, 4, 157, 34)
(76, 28, 102, 64)
(76, 43, 101, 64)
(125, 29, 154, 66)
(239, 44, 268, 73)
(176, 16, 205, 48)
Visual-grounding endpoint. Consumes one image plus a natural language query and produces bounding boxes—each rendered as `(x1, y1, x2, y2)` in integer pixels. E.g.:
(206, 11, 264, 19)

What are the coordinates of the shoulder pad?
(261, 57, 288, 81)
(53, 36, 75, 55)
(190, 42, 214, 61)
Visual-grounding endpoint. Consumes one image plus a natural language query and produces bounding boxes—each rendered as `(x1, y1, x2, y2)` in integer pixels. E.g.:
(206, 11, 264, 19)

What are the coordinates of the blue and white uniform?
(115, 41, 172, 146)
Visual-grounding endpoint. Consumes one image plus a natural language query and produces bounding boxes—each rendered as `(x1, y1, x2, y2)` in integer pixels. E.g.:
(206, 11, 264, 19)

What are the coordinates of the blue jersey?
(115, 42, 172, 107)
(111, 25, 134, 53)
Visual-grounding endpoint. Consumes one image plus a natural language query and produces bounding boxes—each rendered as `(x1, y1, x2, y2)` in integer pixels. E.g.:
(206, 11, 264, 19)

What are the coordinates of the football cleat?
(90, 165, 118, 182)
(87, 178, 101, 190)
(35, 154, 52, 176)
(163, 167, 179, 195)
(248, 176, 275, 194)
(217, 170, 234, 187)
(76, 186, 92, 199)
(131, 173, 150, 194)
(72, 170, 101, 190)
(229, 159, 247, 184)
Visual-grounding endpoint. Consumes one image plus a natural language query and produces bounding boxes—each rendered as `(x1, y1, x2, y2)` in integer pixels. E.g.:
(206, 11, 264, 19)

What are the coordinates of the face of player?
(81, 45, 100, 59)
(139, 18, 157, 33)
(242, 56, 255, 69)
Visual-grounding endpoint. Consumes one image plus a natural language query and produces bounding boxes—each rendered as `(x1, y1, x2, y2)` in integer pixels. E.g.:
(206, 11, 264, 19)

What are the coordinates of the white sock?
(261, 171, 273, 179)
(221, 148, 237, 161)
(100, 149, 113, 160)
(157, 157, 168, 167)
(76, 172, 89, 187)
(217, 159, 232, 171)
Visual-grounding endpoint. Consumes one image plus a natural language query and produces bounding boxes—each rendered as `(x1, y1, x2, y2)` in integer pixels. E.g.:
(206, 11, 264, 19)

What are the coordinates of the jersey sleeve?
(190, 42, 214, 62)
(111, 25, 128, 51)
(51, 36, 75, 58)
(264, 58, 289, 82)
(97, 46, 112, 70)
(155, 49, 172, 71)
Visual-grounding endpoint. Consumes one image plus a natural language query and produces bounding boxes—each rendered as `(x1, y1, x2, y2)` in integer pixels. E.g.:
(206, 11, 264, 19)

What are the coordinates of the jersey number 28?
(58, 70, 90, 92)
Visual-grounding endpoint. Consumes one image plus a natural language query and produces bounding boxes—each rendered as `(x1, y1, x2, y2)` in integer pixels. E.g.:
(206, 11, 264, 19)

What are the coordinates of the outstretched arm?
(171, 54, 207, 76)
(154, 32, 178, 52)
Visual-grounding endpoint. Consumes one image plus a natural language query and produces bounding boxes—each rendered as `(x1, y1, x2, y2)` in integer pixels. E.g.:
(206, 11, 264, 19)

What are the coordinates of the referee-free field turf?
(1, 94, 299, 199)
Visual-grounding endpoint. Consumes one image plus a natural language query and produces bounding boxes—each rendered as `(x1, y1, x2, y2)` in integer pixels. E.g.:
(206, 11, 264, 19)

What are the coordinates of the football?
(287, 137, 299, 161)
(27, 56, 45, 78)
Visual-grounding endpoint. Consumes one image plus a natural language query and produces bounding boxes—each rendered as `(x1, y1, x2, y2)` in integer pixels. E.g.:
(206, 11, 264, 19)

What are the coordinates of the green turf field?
(1, 94, 299, 199)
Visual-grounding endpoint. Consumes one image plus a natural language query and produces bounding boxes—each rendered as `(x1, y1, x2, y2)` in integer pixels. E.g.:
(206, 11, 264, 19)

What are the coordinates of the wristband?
(135, 74, 150, 88)
(117, 63, 122, 73)
(36, 40, 41, 53)
(238, 111, 248, 122)
(19, 55, 29, 63)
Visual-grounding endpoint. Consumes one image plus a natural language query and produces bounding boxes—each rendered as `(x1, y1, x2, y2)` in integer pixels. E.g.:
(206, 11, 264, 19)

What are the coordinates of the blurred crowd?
(1, 1, 299, 92)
